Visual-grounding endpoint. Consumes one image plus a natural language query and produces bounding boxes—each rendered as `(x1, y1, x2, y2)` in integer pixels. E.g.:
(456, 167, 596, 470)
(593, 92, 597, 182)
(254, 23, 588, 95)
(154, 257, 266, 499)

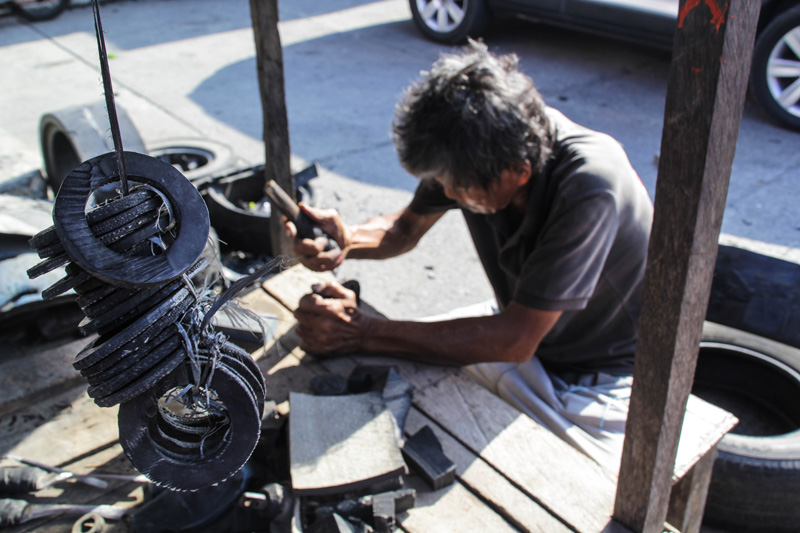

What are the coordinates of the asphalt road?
(1, 0, 799, 319)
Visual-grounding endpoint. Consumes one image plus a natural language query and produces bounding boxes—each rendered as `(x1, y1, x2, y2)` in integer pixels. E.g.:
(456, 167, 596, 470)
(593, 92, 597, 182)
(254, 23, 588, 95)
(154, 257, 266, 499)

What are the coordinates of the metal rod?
(91, 0, 129, 196)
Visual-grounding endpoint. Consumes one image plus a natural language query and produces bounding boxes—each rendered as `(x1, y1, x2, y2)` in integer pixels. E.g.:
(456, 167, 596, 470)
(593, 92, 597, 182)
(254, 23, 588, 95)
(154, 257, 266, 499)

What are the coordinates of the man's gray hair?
(392, 40, 553, 190)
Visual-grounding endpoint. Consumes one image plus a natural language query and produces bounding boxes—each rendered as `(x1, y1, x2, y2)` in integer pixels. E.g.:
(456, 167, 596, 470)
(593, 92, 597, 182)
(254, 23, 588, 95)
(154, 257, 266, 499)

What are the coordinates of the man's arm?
(290, 204, 444, 271)
(294, 282, 562, 365)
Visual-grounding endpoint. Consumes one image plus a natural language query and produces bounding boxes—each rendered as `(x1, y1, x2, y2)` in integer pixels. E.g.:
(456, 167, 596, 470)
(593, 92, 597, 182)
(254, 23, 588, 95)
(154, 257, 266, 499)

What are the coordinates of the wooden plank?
(0, 386, 119, 467)
(673, 394, 737, 482)
(248, 0, 294, 258)
(400, 475, 520, 533)
(262, 264, 336, 312)
(614, 1, 760, 530)
(261, 265, 461, 391)
(413, 373, 625, 533)
(404, 408, 571, 533)
(0, 336, 89, 418)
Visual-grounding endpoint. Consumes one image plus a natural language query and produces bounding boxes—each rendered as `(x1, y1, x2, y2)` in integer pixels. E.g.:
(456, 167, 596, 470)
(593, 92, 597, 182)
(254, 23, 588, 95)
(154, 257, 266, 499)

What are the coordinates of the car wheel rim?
(416, 0, 467, 34)
(766, 24, 800, 119)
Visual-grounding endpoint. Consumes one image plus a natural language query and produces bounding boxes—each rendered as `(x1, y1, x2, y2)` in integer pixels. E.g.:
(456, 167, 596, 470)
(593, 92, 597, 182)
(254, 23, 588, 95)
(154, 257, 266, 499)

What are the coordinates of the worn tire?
(147, 138, 236, 187)
(39, 102, 147, 197)
(203, 166, 319, 256)
(13, 0, 69, 21)
(696, 322, 800, 532)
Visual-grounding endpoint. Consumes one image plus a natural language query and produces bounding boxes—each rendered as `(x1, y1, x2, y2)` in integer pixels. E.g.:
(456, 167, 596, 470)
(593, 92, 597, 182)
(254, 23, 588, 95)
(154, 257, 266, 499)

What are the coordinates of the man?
(286, 41, 653, 472)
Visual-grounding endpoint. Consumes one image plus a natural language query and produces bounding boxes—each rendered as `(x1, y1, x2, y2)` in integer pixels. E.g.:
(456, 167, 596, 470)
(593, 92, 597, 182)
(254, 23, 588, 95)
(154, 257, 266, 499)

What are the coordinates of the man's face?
(435, 162, 531, 215)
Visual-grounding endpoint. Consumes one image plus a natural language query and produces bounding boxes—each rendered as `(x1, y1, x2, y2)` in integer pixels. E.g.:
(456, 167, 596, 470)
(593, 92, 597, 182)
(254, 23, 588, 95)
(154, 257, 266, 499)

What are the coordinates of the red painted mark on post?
(692, 67, 702, 74)
(678, 0, 729, 33)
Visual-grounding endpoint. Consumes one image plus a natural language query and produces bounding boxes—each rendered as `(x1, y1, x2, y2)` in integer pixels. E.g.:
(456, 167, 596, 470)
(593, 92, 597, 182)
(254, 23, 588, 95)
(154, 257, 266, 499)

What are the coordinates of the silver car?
(409, 0, 800, 131)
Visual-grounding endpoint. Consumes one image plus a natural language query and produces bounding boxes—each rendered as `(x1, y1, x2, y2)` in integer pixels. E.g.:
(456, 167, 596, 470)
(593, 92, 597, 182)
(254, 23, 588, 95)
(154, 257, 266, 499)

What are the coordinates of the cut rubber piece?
(72, 286, 193, 371)
(81, 258, 207, 323)
(53, 152, 209, 288)
(79, 278, 184, 335)
(34, 195, 162, 259)
(80, 281, 185, 337)
(77, 283, 136, 313)
(86, 187, 156, 225)
(82, 326, 178, 383)
(401, 425, 456, 491)
(41, 267, 91, 300)
(40, 210, 172, 301)
(28, 226, 59, 250)
(94, 347, 187, 408)
(80, 287, 195, 376)
(29, 205, 163, 280)
(26, 253, 70, 279)
(87, 332, 182, 398)
(215, 341, 266, 411)
(79, 292, 195, 400)
(118, 364, 261, 491)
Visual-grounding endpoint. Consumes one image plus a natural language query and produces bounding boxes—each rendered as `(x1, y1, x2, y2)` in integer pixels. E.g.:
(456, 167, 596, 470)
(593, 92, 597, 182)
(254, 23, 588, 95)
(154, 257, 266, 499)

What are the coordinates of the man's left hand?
(293, 281, 369, 356)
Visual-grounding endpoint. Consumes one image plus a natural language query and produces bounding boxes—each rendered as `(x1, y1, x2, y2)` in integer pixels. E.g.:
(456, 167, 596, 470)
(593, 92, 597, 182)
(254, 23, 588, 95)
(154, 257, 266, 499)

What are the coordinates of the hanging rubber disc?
(53, 151, 209, 288)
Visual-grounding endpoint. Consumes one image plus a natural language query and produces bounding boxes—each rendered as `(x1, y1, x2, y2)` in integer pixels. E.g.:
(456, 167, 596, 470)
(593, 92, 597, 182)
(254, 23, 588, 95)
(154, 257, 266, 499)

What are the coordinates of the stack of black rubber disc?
(119, 339, 266, 491)
(27, 152, 210, 408)
(26, 151, 266, 491)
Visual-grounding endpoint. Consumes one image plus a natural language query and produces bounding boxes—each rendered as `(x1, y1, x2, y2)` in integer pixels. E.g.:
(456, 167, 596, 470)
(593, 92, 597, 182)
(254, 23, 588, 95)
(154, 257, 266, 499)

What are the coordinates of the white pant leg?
(466, 358, 632, 473)
(422, 301, 631, 473)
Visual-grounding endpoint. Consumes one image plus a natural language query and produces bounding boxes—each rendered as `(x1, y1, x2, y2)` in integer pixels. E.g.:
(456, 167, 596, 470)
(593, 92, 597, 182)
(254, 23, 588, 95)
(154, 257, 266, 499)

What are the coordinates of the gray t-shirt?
(409, 109, 653, 376)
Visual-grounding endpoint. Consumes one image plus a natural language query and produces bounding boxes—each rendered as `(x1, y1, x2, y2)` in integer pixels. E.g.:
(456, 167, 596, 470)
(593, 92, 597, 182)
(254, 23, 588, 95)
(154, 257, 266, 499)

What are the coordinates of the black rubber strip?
(73, 286, 193, 371)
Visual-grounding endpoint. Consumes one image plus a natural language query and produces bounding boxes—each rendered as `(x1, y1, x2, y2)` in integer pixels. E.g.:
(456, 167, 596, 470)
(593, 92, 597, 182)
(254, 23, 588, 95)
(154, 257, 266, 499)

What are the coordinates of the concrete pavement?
(1, 0, 798, 320)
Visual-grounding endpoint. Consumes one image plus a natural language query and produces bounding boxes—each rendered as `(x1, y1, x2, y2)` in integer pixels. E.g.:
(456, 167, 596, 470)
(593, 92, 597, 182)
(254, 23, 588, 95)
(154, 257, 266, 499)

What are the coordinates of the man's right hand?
(284, 204, 349, 271)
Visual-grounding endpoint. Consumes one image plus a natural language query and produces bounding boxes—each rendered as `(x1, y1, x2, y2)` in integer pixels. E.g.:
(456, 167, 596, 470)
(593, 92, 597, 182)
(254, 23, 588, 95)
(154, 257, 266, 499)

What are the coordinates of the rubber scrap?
(310, 373, 348, 396)
(371, 491, 395, 533)
(360, 489, 415, 515)
(401, 426, 456, 491)
(320, 488, 415, 531)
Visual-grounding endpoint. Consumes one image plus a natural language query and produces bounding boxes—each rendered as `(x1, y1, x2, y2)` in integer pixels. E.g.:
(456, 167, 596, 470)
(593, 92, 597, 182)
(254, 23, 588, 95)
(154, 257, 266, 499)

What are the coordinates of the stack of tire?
(26, 151, 265, 491)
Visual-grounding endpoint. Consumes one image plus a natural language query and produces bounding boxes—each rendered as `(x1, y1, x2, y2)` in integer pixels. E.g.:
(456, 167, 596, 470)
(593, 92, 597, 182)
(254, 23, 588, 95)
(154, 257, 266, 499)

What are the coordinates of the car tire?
(695, 322, 800, 532)
(147, 138, 237, 187)
(409, 0, 490, 44)
(749, 5, 800, 131)
(39, 102, 147, 198)
(13, 0, 70, 21)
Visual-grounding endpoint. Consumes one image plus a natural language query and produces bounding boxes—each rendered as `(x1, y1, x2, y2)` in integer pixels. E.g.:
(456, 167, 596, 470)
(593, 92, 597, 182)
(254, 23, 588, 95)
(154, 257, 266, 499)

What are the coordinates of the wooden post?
(249, 0, 295, 258)
(613, 1, 759, 531)
(667, 448, 719, 533)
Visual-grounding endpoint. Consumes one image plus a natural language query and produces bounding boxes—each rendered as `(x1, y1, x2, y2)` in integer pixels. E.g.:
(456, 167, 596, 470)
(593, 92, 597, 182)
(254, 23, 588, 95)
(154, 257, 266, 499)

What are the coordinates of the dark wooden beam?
(667, 448, 718, 533)
(613, 1, 759, 531)
(249, 0, 294, 258)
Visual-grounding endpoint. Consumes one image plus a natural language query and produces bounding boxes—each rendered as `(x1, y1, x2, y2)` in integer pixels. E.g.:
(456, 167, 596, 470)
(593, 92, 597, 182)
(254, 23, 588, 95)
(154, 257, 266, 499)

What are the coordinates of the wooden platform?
(0, 265, 736, 532)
